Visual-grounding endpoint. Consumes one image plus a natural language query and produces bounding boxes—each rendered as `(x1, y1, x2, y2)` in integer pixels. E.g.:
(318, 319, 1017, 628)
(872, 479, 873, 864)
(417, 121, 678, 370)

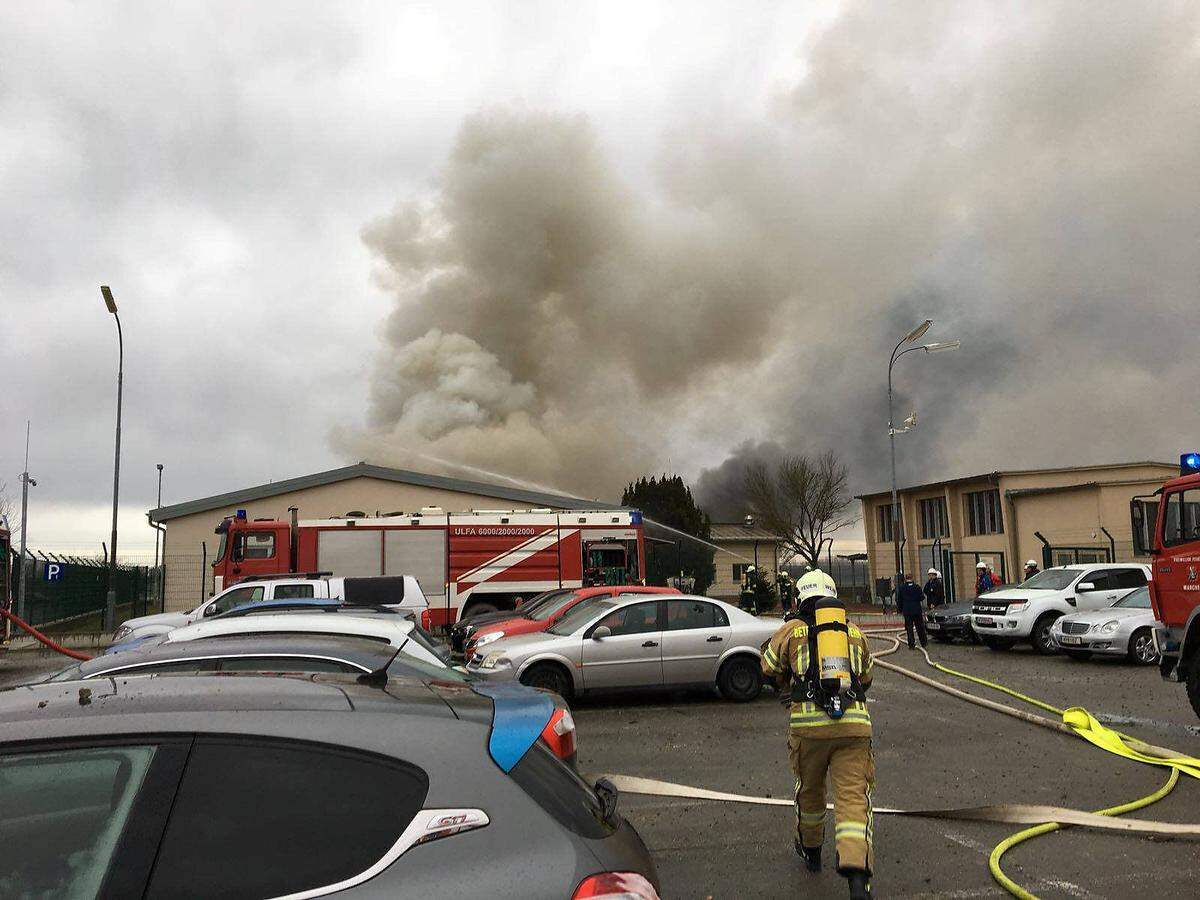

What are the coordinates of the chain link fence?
(9, 553, 159, 632)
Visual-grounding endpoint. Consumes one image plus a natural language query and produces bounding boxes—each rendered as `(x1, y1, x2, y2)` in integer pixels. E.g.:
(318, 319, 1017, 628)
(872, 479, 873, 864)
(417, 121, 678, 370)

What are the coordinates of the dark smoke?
(341, 2, 1200, 515)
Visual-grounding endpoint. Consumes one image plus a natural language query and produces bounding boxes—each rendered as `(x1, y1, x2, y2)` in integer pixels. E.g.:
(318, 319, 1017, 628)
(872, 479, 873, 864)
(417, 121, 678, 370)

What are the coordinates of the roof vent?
(346, 511, 366, 518)
(744, 514, 755, 528)
(384, 511, 405, 517)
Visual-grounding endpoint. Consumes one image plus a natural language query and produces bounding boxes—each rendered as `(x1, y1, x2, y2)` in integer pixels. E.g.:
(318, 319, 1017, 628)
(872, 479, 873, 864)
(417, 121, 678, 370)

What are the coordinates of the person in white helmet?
(923, 568, 945, 608)
(975, 561, 996, 595)
(1024, 559, 1040, 581)
(740, 565, 759, 614)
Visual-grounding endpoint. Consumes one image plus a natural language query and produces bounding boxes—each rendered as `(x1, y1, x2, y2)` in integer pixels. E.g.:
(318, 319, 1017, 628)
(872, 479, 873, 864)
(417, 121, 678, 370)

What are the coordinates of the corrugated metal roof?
(710, 523, 787, 541)
(149, 462, 618, 523)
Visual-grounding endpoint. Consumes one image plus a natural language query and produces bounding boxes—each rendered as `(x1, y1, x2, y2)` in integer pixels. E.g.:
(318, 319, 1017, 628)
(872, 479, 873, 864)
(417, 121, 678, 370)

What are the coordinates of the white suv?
(970, 564, 1151, 654)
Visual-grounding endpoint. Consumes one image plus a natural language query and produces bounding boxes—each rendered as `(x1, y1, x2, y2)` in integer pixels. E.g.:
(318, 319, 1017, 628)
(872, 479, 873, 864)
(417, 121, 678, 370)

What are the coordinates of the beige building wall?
(709, 540, 783, 600)
(160, 477, 575, 612)
(861, 462, 1176, 601)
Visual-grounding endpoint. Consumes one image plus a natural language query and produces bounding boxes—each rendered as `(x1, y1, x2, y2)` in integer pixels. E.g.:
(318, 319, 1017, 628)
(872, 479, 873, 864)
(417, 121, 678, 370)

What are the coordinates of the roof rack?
(237, 572, 333, 583)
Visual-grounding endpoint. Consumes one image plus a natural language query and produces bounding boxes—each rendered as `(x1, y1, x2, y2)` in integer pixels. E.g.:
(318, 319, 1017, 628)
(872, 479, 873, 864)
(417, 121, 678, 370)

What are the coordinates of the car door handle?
(642, 640, 659, 648)
(706, 636, 724, 642)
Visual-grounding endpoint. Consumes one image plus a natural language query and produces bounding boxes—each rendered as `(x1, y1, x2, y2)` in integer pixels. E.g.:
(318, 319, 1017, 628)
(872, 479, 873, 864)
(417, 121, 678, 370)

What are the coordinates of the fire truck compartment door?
(317, 530, 383, 577)
(384, 529, 447, 600)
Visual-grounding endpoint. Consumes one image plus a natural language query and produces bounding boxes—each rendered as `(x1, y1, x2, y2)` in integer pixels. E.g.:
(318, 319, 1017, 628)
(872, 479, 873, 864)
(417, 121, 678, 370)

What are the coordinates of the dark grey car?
(0, 672, 659, 898)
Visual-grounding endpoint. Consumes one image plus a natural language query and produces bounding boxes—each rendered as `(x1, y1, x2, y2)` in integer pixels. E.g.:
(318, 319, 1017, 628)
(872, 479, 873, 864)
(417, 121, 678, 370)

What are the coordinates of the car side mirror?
(202, 604, 218, 618)
(1076, 582, 1095, 592)
(592, 626, 612, 640)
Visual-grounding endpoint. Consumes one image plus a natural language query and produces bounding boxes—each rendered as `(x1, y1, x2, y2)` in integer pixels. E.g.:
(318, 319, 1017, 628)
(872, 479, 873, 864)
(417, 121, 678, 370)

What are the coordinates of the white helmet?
(928, 568, 938, 575)
(797, 569, 838, 602)
(1025, 560, 1038, 567)
(747, 565, 756, 573)
(976, 561, 988, 569)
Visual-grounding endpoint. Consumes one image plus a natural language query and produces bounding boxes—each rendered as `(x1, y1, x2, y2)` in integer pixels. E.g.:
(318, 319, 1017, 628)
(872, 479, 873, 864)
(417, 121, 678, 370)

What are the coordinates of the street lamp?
(101, 285, 123, 632)
(153, 464, 164, 569)
(888, 322, 958, 587)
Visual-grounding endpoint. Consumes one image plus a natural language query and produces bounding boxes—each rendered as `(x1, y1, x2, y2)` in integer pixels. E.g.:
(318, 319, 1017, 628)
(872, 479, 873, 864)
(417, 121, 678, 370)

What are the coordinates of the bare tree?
(743, 451, 859, 568)
(0, 481, 16, 535)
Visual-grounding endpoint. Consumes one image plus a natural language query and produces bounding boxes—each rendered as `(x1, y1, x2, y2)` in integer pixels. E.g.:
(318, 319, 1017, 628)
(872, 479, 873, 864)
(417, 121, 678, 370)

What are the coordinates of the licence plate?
(975, 617, 994, 626)
(926, 622, 940, 630)
(1060, 635, 1082, 645)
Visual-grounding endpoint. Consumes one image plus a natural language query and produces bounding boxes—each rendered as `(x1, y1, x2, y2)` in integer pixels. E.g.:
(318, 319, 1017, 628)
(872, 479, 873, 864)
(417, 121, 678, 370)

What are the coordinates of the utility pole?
(153, 464, 164, 569)
(102, 285, 124, 632)
(17, 421, 36, 621)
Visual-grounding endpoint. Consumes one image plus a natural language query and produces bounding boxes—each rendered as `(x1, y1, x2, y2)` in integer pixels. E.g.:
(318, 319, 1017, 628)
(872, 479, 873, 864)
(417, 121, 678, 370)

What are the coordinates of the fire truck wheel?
(1187, 662, 1200, 721)
(520, 663, 573, 700)
(717, 655, 763, 702)
(461, 602, 500, 619)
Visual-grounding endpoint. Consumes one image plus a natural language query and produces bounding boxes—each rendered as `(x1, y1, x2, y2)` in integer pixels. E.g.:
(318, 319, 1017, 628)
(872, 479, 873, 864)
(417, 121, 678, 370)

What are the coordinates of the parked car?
(469, 594, 782, 702)
(110, 574, 428, 646)
(450, 588, 575, 654)
(113, 610, 452, 669)
(39, 633, 579, 767)
(925, 601, 978, 643)
(970, 564, 1151, 654)
(0, 672, 656, 898)
(465, 585, 681, 659)
(1050, 586, 1161, 665)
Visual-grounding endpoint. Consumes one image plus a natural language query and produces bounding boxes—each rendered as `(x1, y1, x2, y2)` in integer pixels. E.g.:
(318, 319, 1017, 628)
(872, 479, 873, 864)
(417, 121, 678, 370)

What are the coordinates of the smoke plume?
(339, 2, 1200, 517)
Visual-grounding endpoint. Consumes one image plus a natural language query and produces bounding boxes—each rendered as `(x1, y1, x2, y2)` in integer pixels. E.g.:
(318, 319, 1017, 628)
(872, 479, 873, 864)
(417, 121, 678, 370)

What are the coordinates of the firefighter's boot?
(846, 870, 871, 899)
(795, 840, 822, 873)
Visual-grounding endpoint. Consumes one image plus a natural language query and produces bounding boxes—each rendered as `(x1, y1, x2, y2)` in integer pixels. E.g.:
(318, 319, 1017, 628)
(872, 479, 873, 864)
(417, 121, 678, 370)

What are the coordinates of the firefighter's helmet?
(797, 569, 838, 602)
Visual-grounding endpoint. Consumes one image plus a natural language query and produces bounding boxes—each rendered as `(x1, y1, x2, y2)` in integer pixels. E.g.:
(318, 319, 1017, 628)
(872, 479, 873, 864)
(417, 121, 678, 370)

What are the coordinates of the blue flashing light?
(236, 509, 247, 520)
(630, 510, 643, 525)
(1182, 453, 1200, 476)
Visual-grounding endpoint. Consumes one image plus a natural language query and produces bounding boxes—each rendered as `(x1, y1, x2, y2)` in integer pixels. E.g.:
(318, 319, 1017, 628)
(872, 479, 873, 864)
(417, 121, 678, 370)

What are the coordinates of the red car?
(465, 585, 680, 659)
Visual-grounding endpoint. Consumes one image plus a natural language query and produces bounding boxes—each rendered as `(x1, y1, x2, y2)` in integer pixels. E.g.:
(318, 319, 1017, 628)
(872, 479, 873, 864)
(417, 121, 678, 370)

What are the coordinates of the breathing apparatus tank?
(813, 596, 852, 718)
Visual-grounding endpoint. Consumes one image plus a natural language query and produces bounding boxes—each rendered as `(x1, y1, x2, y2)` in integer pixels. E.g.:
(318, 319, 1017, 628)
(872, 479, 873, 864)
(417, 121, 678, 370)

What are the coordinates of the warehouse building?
(149, 462, 613, 611)
(857, 461, 1177, 602)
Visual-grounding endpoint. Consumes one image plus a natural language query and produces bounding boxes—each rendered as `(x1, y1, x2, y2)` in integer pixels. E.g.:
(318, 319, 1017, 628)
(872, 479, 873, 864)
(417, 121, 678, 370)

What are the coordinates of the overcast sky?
(3, 2, 1198, 556)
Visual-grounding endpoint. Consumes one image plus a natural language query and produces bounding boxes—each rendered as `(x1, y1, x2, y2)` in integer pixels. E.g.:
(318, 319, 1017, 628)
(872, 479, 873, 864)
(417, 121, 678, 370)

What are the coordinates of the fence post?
(200, 542, 207, 604)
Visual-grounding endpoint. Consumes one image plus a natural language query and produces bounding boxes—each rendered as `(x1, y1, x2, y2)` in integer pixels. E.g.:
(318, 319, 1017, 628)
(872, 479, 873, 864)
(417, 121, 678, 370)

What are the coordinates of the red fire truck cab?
(1130, 452, 1200, 719)
(211, 507, 645, 627)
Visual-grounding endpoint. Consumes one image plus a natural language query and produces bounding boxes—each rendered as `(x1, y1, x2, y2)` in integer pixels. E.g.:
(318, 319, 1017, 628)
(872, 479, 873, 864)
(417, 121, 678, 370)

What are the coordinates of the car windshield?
(548, 598, 617, 635)
(519, 589, 572, 617)
(528, 590, 585, 622)
(1019, 569, 1079, 590)
(1114, 587, 1151, 609)
(404, 622, 453, 665)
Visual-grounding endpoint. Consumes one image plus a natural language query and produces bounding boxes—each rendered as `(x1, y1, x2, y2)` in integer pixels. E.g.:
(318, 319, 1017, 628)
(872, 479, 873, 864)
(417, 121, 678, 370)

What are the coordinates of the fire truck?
(1130, 452, 1200, 720)
(210, 507, 645, 626)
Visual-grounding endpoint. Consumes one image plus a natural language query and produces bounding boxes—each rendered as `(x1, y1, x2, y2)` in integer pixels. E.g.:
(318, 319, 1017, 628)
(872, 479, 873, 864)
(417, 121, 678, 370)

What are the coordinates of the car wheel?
(717, 656, 763, 702)
(1127, 628, 1159, 666)
(520, 663, 573, 700)
(1063, 649, 1093, 661)
(1031, 615, 1060, 655)
(982, 637, 1014, 651)
(461, 602, 499, 620)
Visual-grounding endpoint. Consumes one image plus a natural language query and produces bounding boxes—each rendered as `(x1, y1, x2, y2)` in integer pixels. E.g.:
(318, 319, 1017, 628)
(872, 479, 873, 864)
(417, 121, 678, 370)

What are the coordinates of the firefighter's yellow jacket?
(762, 618, 873, 739)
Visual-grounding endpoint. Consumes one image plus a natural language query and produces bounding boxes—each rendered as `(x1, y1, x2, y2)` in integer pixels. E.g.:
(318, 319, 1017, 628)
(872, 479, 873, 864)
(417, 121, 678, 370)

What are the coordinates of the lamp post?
(887, 321, 959, 586)
(16, 421, 36, 623)
(101, 286, 123, 632)
(153, 464, 163, 569)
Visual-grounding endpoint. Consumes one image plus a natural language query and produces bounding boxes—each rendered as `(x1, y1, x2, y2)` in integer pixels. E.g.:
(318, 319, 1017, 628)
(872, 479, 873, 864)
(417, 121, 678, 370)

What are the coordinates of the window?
(1115, 587, 1151, 609)
(732, 563, 750, 581)
(1162, 489, 1200, 547)
(1111, 569, 1148, 589)
(665, 599, 728, 630)
(210, 585, 265, 615)
(273, 584, 315, 600)
(876, 504, 902, 543)
(1079, 571, 1116, 591)
(242, 532, 276, 559)
(964, 490, 1003, 535)
(216, 656, 358, 673)
(918, 497, 949, 539)
(114, 660, 219, 676)
(0, 745, 157, 897)
(146, 739, 428, 899)
(594, 601, 659, 636)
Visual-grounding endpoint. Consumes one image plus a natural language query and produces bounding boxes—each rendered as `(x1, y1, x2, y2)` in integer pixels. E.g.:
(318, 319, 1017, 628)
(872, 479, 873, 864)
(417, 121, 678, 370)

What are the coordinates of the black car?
(449, 588, 574, 655)
(926, 601, 980, 643)
(0, 672, 658, 898)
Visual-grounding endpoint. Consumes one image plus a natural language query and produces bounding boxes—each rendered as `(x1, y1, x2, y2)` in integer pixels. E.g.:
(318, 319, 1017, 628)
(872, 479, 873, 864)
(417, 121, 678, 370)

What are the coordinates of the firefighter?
(741, 565, 758, 615)
(1024, 559, 1040, 581)
(762, 569, 874, 900)
(778, 570, 795, 613)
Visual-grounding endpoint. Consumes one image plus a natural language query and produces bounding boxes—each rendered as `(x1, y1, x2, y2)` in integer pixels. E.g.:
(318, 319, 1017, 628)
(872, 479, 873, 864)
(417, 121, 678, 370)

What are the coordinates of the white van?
(970, 564, 1150, 654)
(110, 575, 428, 646)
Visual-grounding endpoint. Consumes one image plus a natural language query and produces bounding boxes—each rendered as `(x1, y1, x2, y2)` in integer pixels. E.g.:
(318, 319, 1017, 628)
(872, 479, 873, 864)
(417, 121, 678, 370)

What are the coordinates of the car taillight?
(540, 707, 577, 763)
(572, 872, 659, 900)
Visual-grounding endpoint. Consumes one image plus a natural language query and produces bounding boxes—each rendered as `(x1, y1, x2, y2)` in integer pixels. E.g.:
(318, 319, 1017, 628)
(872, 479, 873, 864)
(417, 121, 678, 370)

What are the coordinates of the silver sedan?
(467, 593, 783, 702)
(1050, 586, 1160, 665)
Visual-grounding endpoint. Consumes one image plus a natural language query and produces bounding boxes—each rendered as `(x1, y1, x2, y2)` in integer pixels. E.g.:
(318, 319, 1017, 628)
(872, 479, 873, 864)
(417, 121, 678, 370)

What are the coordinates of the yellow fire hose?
(600, 628, 1200, 899)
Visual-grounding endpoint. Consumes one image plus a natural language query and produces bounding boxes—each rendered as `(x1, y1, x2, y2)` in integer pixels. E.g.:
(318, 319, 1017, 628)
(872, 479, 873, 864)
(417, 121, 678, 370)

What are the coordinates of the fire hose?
(599, 627, 1200, 899)
(1, 608, 94, 662)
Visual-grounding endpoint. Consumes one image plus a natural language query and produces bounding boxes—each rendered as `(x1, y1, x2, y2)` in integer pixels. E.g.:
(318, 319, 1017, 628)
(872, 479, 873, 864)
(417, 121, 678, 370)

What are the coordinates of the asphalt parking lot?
(3, 636, 1198, 899)
(573, 634, 1200, 899)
